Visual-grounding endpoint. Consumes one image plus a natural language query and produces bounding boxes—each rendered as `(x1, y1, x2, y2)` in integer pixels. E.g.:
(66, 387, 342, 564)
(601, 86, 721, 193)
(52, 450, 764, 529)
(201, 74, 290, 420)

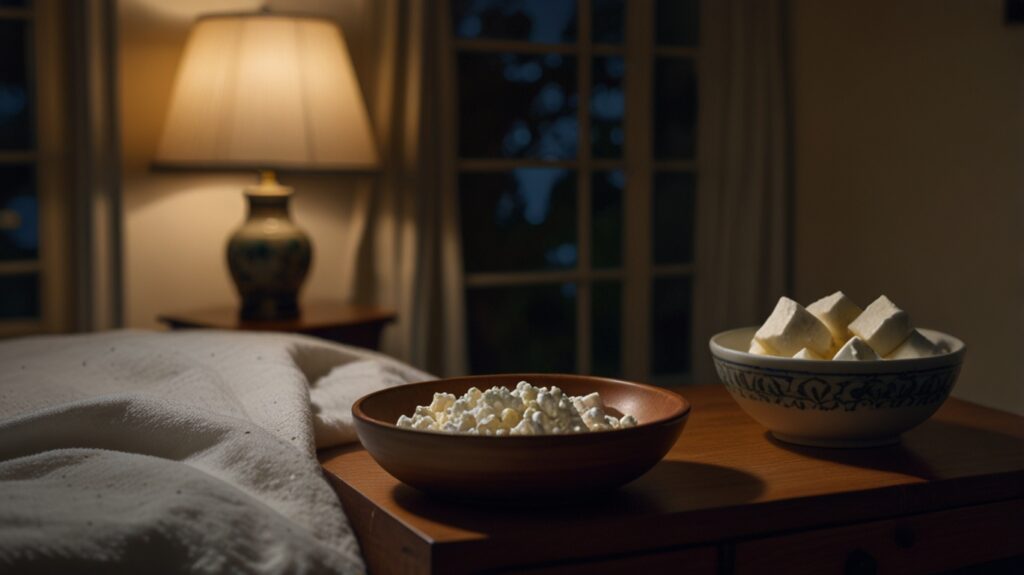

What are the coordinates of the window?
(448, 0, 698, 385)
(0, 1, 42, 332)
(0, 0, 70, 336)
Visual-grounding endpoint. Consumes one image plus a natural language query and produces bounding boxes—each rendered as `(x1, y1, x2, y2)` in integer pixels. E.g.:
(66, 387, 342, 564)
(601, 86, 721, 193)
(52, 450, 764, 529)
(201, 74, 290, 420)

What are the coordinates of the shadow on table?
(389, 459, 766, 530)
(764, 419, 1024, 479)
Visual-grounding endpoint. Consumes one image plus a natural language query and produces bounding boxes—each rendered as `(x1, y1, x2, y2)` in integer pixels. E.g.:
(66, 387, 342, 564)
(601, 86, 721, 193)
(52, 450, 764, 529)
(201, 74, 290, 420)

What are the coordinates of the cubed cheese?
(847, 295, 913, 356)
(793, 347, 824, 360)
(886, 329, 941, 359)
(807, 291, 863, 347)
(748, 338, 771, 355)
(832, 336, 880, 361)
(754, 297, 833, 357)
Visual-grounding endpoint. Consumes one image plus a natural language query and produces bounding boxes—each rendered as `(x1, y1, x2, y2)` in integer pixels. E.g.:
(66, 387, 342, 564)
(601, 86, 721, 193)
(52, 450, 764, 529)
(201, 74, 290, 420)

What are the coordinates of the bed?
(0, 329, 431, 573)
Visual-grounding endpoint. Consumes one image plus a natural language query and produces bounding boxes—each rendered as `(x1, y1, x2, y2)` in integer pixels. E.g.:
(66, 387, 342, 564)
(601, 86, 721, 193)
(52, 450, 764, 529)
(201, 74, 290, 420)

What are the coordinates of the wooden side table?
(319, 384, 1024, 574)
(159, 301, 396, 350)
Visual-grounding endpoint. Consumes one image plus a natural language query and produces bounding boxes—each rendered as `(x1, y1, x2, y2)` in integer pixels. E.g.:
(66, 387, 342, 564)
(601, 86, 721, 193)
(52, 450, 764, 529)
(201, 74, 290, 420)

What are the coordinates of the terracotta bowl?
(352, 374, 691, 499)
(709, 327, 966, 448)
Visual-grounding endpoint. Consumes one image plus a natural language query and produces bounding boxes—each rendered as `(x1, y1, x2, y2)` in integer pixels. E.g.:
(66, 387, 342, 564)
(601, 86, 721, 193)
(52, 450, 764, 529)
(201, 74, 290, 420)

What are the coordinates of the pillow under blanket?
(0, 329, 432, 574)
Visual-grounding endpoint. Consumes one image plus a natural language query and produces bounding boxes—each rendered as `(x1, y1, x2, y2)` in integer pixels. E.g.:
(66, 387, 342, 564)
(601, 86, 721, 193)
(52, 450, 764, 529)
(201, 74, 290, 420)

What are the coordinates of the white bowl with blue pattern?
(709, 327, 966, 448)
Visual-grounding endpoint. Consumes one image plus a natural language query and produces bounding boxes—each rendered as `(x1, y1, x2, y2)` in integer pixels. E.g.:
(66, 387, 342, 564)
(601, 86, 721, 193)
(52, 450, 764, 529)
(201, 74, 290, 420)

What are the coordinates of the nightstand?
(158, 301, 397, 350)
(320, 384, 1024, 574)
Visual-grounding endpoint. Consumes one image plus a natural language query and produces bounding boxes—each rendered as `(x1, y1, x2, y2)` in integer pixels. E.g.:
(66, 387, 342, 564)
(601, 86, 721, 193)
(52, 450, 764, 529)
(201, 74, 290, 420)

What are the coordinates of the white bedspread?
(0, 330, 432, 573)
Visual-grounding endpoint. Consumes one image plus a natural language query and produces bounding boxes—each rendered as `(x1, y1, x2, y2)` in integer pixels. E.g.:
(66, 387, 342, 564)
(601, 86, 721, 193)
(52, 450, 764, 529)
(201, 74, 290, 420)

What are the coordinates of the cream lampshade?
(154, 12, 378, 320)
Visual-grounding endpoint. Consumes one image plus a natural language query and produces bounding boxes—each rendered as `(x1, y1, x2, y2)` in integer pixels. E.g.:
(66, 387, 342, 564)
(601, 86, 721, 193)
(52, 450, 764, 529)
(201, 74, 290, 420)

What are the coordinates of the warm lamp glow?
(155, 13, 378, 170)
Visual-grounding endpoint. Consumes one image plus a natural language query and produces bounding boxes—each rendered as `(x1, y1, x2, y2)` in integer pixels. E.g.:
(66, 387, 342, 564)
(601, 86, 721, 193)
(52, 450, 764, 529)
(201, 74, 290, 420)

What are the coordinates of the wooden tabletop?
(158, 301, 396, 332)
(319, 384, 1024, 574)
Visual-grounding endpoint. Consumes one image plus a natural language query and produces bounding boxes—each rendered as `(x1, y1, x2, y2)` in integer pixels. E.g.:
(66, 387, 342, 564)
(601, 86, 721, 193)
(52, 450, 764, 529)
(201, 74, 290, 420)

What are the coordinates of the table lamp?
(154, 12, 378, 320)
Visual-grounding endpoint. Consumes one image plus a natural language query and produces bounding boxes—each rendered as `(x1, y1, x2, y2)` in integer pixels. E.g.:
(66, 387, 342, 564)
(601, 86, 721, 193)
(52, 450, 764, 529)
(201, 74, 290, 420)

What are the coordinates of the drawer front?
(735, 499, 1024, 575)
(511, 545, 717, 575)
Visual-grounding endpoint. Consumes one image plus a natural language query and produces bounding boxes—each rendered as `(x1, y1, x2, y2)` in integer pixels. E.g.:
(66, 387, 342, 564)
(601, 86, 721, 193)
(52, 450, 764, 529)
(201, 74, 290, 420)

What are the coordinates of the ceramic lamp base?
(239, 293, 301, 321)
(227, 173, 311, 321)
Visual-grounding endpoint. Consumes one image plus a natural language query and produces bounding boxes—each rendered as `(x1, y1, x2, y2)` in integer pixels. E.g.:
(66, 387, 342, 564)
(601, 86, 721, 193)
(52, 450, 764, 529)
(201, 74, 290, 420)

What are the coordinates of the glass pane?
(459, 52, 578, 160)
(466, 283, 576, 373)
(0, 21, 32, 150)
(592, 170, 623, 268)
(591, 56, 624, 159)
(656, 0, 699, 47)
(652, 172, 695, 264)
(653, 58, 697, 159)
(591, 281, 621, 377)
(0, 273, 39, 319)
(452, 0, 577, 44)
(592, 0, 624, 44)
(0, 164, 37, 260)
(460, 169, 577, 273)
(652, 276, 692, 375)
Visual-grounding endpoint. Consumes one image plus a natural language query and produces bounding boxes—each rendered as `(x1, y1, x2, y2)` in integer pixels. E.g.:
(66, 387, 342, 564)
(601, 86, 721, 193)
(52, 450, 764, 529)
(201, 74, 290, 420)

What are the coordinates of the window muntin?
(452, 0, 698, 383)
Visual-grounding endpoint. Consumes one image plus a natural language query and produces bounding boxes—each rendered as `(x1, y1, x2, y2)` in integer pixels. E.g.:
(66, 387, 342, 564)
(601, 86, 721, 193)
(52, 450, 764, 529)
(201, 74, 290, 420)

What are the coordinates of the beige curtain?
(338, 0, 467, 376)
(70, 0, 122, 331)
(693, 0, 791, 383)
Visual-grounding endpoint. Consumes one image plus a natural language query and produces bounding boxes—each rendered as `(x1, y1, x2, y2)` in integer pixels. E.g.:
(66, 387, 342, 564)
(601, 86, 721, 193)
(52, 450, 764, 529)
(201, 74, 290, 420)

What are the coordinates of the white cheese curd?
(751, 292, 947, 361)
(832, 336, 880, 361)
(753, 297, 833, 357)
(395, 381, 638, 436)
(885, 329, 942, 359)
(806, 290, 863, 348)
(847, 295, 913, 357)
(792, 347, 824, 360)
(748, 339, 771, 356)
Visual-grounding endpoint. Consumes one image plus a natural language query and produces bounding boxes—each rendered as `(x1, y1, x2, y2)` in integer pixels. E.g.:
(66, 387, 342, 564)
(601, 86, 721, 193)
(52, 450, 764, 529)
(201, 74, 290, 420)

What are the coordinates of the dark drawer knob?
(895, 526, 916, 548)
(845, 548, 878, 575)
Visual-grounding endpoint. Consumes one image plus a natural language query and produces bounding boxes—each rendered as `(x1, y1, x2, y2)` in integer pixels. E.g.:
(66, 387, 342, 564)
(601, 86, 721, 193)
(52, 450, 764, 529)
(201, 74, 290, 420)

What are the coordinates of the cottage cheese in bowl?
(396, 380, 638, 436)
(353, 374, 691, 497)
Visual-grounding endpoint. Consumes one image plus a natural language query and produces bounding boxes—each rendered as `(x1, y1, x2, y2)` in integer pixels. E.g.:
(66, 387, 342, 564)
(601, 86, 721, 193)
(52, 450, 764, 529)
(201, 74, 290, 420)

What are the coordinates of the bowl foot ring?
(770, 432, 900, 449)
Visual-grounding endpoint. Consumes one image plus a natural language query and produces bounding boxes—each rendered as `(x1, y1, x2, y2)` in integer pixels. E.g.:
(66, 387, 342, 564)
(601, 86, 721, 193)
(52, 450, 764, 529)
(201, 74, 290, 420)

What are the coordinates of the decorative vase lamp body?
(228, 171, 311, 320)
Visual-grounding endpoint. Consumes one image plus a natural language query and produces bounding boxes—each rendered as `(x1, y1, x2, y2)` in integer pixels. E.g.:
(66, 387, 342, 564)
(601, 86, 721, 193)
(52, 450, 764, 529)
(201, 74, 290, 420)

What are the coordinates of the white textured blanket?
(0, 330, 432, 573)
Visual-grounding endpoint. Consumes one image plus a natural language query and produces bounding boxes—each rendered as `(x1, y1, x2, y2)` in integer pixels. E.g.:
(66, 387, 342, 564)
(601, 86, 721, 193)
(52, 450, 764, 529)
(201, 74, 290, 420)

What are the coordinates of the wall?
(118, 0, 387, 329)
(790, 0, 1024, 413)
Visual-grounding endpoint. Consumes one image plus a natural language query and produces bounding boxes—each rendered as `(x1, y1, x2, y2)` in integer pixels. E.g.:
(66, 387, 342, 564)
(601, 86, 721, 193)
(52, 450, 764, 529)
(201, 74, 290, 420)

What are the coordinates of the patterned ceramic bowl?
(709, 327, 966, 448)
